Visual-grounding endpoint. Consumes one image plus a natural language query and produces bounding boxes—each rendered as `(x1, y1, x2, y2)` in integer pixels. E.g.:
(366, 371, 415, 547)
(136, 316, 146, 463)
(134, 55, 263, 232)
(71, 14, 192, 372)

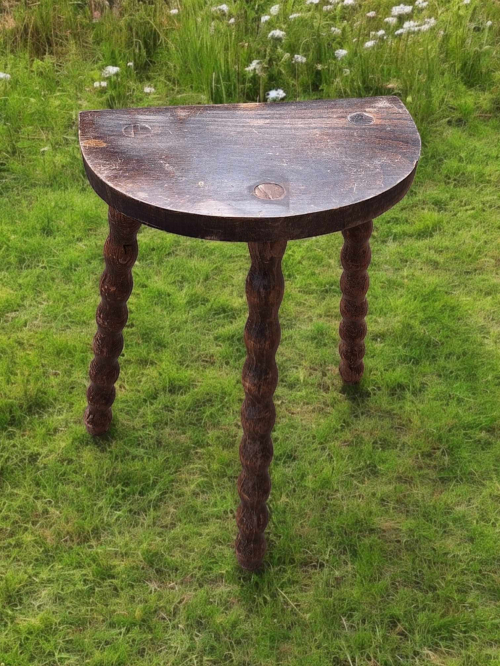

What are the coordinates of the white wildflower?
(391, 4, 413, 16)
(486, 20, 492, 27)
(292, 54, 307, 63)
(402, 20, 419, 30)
(323, 4, 335, 10)
(228, 17, 235, 23)
(261, 14, 271, 22)
(420, 16, 436, 30)
(364, 39, 377, 48)
(94, 81, 107, 88)
(102, 65, 120, 77)
(0, 72, 11, 80)
(343, 0, 355, 5)
(384, 16, 397, 25)
(376, 29, 386, 36)
(335, 48, 348, 59)
(396, 16, 436, 33)
(415, 0, 428, 6)
(289, 12, 302, 19)
(170, 8, 179, 14)
(462, 0, 470, 4)
(266, 88, 286, 101)
(144, 86, 155, 93)
(212, 4, 229, 13)
(268, 29, 286, 39)
(245, 59, 263, 74)
(331, 26, 342, 34)
(366, 11, 376, 17)
(270, 3, 280, 14)
(306, 0, 320, 4)
(127, 61, 134, 68)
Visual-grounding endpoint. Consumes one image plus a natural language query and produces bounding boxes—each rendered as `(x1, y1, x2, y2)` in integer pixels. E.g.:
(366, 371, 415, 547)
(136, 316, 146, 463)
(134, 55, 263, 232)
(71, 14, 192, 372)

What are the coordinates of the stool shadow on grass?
(340, 381, 372, 405)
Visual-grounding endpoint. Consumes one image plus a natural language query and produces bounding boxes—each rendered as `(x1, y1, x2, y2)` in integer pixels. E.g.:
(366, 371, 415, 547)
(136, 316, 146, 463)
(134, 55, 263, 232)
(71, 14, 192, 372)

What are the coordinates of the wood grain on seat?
(79, 97, 421, 242)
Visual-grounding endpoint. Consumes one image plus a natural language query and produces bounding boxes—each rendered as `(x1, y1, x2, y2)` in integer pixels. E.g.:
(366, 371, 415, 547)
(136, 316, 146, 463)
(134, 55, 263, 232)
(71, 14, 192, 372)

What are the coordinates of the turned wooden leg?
(339, 220, 373, 384)
(236, 240, 287, 571)
(84, 207, 141, 436)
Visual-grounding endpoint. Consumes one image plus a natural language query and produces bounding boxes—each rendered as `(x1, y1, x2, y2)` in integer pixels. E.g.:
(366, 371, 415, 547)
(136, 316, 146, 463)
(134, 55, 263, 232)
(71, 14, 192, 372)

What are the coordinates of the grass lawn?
(1, 0, 500, 664)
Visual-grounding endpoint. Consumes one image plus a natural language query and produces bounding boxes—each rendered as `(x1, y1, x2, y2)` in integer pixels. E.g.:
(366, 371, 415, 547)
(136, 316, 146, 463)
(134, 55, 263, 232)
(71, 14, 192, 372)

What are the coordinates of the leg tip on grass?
(84, 406, 112, 436)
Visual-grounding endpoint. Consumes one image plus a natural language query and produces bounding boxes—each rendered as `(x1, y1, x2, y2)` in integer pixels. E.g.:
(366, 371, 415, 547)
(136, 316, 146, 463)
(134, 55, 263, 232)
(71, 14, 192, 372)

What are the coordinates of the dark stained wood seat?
(79, 97, 420, 242)
(79, 97, 421, 572)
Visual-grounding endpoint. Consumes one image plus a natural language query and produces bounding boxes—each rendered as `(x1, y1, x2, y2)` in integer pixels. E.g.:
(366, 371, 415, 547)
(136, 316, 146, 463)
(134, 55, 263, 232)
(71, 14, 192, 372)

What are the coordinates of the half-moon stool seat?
(79, 97, 421, 570)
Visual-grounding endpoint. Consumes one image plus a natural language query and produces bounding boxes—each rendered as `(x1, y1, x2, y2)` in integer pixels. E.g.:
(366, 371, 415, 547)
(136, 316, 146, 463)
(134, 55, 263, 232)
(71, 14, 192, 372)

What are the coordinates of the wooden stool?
(79, 98, 420, 570)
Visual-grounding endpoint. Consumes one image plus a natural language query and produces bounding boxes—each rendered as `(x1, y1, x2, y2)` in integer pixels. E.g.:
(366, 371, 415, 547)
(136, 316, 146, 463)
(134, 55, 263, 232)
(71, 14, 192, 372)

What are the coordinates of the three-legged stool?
(79, 97, 420, 570)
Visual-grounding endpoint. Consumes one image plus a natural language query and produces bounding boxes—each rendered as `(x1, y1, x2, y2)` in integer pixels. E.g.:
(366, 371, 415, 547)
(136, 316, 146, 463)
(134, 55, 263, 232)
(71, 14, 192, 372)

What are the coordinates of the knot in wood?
(253, 183, 286, 201)
(122, 123, 152, 138)
(348, 112, 374, 125)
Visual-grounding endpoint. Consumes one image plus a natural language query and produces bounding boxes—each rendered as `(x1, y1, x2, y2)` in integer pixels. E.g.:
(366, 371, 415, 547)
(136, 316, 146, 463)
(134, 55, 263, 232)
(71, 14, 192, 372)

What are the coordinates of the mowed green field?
(1, 0, 500, 664)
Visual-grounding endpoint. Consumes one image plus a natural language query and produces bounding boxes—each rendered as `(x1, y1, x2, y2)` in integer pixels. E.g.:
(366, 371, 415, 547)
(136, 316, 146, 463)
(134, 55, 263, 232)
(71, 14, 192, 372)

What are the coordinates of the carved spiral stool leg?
(339, 220, 373, 384)
(84, 207, 141, 436)
(236, 240, 287, 571)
